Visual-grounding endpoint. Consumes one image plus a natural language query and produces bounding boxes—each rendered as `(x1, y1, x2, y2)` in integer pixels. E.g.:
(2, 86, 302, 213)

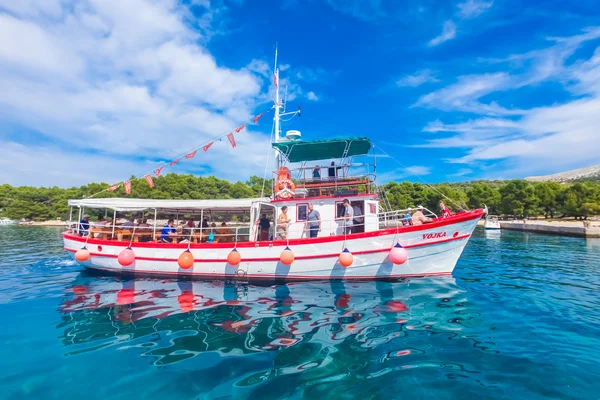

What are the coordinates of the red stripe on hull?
(64, 234, 470, 263)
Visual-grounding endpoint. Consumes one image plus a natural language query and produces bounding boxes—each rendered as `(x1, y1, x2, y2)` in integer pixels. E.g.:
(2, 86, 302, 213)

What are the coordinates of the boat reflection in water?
(58, 274, 486, 392)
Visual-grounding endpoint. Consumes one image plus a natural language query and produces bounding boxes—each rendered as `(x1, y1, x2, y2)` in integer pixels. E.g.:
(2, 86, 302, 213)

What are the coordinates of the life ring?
(275, 179, 295, 199)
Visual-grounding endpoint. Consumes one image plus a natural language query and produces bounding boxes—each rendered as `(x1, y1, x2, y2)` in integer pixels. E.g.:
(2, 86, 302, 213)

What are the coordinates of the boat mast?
(273, 45, 281, 143)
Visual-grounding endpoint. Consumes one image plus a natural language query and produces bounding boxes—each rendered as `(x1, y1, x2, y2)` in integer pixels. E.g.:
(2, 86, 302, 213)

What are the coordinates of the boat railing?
(273, 162, 376, 194)
(69, 207, 441, 243)
(72, 223, 254, 244)
(377, 208, 438, 228)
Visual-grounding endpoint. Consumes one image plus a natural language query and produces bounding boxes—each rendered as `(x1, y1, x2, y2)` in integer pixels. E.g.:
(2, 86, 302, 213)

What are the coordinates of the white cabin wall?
(272, 196, 379, 239)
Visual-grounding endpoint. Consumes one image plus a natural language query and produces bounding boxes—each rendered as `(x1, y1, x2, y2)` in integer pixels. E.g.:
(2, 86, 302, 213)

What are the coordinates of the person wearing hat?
(411, 206, 433, 226)
(79, 214, 90, 236)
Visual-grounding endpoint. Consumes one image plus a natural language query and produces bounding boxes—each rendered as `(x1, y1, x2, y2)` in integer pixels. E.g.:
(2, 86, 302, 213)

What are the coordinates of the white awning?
(68, 197, 270, 212)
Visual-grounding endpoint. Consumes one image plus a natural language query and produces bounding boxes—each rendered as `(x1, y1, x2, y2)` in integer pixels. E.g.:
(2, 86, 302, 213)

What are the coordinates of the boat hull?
(63, 210, 484, 281)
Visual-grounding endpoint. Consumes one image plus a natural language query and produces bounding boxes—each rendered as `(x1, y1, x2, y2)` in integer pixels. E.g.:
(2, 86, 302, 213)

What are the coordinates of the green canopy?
(272, 137, 372, 163)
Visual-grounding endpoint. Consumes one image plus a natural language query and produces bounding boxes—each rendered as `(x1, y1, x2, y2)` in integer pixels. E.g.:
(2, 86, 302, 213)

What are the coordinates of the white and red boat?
(63, 52, 485, 281)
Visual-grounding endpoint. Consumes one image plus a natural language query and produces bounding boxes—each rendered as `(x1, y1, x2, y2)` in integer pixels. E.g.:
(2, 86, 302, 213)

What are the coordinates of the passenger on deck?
(207, 223, 216, 243)
(217, 222, 234, 243)
(181, 219, 195, 242)
(259, 214, 271, 241)
(277, 206, 291, 240)
(79, 214, 90, 236)
(341, 199, 353, 235)
(440, 201, 452, 218)
(122, 216, 135, 230)
(138, 218, 152, 242)
(403, 209, 413, 226)
(160, 219, 177, 243)
(411, 206, 433, 226)
(94, 217, 107, 229)
(313, 166, 321, 180)
(328, 162, 341, 180)
(198, 219, 209, 230)
(306, 204, 321, 238)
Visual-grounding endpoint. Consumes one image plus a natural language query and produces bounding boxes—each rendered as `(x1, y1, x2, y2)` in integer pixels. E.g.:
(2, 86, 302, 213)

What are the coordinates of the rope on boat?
(372, 144, 467, 211)
(86, 107, 274, 199)
(260, 119, 277, 198)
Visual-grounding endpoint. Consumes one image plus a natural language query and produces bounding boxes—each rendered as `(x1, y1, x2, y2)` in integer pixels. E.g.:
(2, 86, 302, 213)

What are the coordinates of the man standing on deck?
(306, 204, 321, 238)
(79, 214, 90, 236)
(259, 214, 270, 241)
(342, 199, 353, 235)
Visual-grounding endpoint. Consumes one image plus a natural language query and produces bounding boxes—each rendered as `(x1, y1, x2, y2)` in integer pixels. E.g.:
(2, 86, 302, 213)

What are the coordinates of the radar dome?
(286, 130, 301, 141)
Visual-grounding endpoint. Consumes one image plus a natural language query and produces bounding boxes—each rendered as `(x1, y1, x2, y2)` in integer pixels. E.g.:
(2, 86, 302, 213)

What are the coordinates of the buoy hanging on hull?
(75, 247, 90, 262)
(227, 249, 241, 266)
(178, 250, 194, 269)
(389, 243, 408, 265)
(118, 247, 135, 266)
(280, 246, 294, 265)
(339, 248, 353, 267)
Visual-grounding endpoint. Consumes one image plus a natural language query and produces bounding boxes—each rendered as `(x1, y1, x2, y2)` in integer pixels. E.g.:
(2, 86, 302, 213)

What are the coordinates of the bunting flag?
(227, 133, 236, 148)
(155, 166, 164, 177)
(185, 150, 197, 159)
(274, 73, 278, 87)
(235, 124, 246, 133)
(253, 113, 263, 124)
(203, 141, 214, 152)
(145, 174, 154, 188)
(170, 159, 179, 167)
(124, 180, 131, 195)
(107, 184, 120, 192)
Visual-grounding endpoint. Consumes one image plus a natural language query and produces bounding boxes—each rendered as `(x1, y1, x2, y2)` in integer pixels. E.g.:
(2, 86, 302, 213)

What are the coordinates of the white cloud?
(415, 73, 523, 115)
(413, 28, 600, 174)
(396, 69, 440, 87)
(450, 168, 473, 177)
(0, 0, 290, 187)
(428, 20, 457, 47)
(377, 166, 431, 183)
(307, 92, 319, 101)
(457, 0, 493, 19)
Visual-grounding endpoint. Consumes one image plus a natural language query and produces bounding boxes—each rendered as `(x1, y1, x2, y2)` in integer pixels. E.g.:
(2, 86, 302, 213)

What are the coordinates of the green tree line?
(1, 175, 599, 221)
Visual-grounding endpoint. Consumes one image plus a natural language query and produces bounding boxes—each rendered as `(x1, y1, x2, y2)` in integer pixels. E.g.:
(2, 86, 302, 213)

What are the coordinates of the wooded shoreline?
(1, 174, 599, 222)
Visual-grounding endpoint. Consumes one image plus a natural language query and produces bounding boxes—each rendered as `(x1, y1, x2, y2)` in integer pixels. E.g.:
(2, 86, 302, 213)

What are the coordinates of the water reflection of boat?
(58, 274, 476, 367)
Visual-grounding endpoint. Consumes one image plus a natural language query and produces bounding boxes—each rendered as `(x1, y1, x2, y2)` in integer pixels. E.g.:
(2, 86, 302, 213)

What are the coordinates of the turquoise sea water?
(0, 226, 599, 399)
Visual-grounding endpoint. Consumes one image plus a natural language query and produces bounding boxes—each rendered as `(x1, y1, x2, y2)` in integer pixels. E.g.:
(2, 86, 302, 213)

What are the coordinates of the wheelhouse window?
(296, 203, 308, 222)
(335, 201, 345, 220)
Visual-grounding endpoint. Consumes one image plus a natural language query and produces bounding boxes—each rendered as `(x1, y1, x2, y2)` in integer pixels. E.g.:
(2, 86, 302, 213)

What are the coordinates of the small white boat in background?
(484, 215, 501, 230)
(0, 217, 17, 225)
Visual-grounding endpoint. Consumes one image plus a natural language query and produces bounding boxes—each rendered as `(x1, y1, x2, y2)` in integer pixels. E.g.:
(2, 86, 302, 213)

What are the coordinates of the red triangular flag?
(185, 150, 197, 159)
(107, 184, 119, 192)
(145, 174, 154, 188)
(235, 124, 246, 133)
(253, 113, 263, 124)
(227, 133, 236, 148)
(274, 74, 278, 87)
(170, 159, 179, 167)
(155, 166, 164, 177)
(124, 180, 131, 195)
(203, 142, 214, 152)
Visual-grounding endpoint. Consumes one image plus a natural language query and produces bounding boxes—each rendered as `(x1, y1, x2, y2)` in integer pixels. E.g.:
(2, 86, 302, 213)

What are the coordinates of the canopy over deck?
(68, 197, 269, 213)
(272, 137, 372, 163)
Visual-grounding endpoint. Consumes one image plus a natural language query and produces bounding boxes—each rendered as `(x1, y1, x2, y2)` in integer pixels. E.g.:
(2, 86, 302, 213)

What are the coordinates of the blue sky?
(1, 0, 599, 187)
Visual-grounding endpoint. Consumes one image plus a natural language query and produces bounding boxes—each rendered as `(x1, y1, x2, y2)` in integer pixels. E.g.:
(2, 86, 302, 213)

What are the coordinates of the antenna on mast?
(273, 43, 281, 143)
